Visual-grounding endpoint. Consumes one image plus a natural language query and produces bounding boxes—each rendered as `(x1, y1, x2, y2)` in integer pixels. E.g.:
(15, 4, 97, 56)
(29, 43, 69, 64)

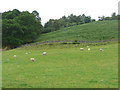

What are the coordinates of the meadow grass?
(37, 20, 118, 42)
(2, 42, 118, 88)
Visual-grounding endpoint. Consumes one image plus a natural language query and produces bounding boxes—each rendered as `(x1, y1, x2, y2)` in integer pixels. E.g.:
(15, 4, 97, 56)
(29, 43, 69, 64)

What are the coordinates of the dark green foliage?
(91, 19, 96, 22)
(32, 10, 41, 22)
(43, 19, 61, 33)
(2, 9, 20, 19)
(84, 16, 91, 23)
(2, 9, 43, 48)
(2, 19, 24, 48)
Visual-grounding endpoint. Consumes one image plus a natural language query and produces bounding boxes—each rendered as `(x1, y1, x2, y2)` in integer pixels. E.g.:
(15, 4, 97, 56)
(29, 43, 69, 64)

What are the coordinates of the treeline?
(2, 9, 43, 48)
(43, 12, 118, 33)
(98, 12, 118, 21)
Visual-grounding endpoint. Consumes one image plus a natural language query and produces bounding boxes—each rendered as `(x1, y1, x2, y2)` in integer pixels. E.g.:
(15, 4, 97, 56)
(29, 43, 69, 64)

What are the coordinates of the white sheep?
(42, 52, 47, 55)
(88, 48, 91, 51)
(30, 58, 35, 62)
(100, 48, 103, 51)
(25, 52, 28, 54)
(13, 55, 17, 58)
(87, 46, 89, 48)
(80, 48, 84, 51)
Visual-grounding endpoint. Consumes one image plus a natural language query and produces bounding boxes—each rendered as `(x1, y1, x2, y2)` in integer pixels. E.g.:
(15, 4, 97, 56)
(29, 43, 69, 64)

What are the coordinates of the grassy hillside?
(2, 20, 118, 88)
(2, 42, 118, 88)
(37, 20, 118, 42)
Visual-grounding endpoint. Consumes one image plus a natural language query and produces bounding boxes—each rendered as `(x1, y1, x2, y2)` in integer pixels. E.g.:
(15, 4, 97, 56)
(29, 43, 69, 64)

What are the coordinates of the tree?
(81, 14, 86, 23)
(43, 19, 61, 33)
(15, 11, 43, 42)
(98, 16, 106, 21)
(111, 12, 117, 20)
(85, 16, 91, 23)
(91, 19, 96, 22)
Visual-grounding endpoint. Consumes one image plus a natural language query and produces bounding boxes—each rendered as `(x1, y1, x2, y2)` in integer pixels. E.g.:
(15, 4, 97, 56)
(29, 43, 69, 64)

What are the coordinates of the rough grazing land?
(37, 20, 118, 42)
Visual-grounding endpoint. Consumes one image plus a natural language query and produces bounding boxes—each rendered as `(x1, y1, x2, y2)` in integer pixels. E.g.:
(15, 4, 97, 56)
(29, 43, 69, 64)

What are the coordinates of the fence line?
(23, 39, 119, 46)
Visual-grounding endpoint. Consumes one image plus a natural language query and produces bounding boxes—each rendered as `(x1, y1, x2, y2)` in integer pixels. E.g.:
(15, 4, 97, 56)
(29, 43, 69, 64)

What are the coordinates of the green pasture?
(2, 42, 118, 88)
(37, 20, 118, 42)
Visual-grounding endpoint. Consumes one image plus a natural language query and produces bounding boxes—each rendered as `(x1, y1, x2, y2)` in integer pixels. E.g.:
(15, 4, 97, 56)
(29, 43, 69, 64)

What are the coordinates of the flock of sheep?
(13, 52, 47, 62)
(13, 46, 103, 62)
(80, 46, 103, 51)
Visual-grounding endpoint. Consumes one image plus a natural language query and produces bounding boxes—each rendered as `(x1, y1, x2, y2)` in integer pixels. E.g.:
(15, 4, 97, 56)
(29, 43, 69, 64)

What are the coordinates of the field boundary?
(23, 39, 119, 46)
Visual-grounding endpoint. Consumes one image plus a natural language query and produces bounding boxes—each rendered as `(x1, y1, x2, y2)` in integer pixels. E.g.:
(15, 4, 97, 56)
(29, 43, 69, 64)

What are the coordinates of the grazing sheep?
(25, 52, 28, 54)
(30, 58, 35, 62)
(88, 48, 91, 51)
(13, 55, 17, 58)
(87, 46, 89, 48)
(80, 48, 84, 51)
(100, 48, 103, 51)
(42, 52, 47, 55)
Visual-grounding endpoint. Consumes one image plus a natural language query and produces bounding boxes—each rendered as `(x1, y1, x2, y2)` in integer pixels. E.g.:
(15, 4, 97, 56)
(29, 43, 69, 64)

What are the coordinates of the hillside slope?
(37, 20, 118, 42)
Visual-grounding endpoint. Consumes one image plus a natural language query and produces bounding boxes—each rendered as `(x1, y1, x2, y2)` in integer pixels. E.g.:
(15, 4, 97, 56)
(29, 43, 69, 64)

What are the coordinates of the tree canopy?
(2, 9, 43, 48)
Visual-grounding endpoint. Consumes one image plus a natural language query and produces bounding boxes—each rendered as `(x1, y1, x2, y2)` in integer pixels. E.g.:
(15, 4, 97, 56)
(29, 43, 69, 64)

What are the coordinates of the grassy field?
(37, 20, 118, 42)
(2, 42, 118, 88)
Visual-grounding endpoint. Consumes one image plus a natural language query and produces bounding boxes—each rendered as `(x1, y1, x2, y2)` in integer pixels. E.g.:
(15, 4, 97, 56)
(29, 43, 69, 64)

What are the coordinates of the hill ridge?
(37, 20, 118, 42)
